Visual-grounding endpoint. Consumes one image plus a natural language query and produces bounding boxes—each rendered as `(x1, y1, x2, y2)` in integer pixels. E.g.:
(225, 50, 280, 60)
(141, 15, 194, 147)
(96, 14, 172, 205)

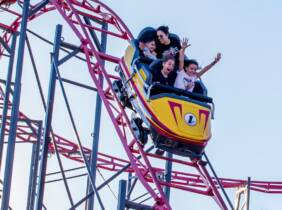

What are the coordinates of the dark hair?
(137, 27, 157, 43)
(157, 25, 169, 35)
(184, 59, 199, 68)
(162, 53, 175, 63)
(143, 38, 155, 44)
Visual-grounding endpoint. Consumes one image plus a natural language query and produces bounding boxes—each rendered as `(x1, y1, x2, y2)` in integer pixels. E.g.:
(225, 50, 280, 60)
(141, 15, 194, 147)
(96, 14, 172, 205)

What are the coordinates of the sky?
(0, 0, 282, 210)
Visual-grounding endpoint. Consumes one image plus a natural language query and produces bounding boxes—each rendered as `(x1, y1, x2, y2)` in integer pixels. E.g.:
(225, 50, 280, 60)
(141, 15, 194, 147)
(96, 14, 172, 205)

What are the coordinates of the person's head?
(137, 27, 157, 43)
(145, 40, 156, 52)
(184, 59, 199, 76)
(162, 54, 175, 75)
(156, 26, 170, 45)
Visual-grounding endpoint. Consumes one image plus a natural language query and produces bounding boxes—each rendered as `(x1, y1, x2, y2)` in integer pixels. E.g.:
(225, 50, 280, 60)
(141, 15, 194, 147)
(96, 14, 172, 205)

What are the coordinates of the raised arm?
(178, 38, 190, 71)
(197, 53, 221, 77)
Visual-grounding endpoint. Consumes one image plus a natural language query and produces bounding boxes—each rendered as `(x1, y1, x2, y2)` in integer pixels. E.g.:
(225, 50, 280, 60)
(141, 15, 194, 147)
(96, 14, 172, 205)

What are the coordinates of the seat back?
(149, 83, 213, 104)
(193, 80, 208, 96)
(137, 27, 157, 42)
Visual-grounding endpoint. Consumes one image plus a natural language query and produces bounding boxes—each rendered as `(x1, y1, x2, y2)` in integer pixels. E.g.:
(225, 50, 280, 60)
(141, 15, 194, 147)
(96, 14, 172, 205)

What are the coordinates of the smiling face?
(145, 40, 156, 52)
(157, 30, 170, 45)
(185, 63, 198, 77)
(162, 59, 175, 76)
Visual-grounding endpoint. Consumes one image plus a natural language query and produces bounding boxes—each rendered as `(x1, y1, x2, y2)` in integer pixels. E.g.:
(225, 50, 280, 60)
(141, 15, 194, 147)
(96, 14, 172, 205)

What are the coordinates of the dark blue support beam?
(28, 0, 49, 17)
(125, 201, 153, 210)
(34, 24, 62, 210)
(26, 143, 38, 210)
(0, 34, 17, 170)
(164, 152, 173, 200)
(69, 146, 154, 210)
(126, 177, 138, 201)
(83, 17, 102, 51)
(27, 29, 93, 65)
(26, 121, 42, 210)
(59, 77, 98, 92)
(28, 34, 74, 205)
(0, 1, 30, 209)
(126, 172, 133, 200)
(55, 53, 105, 210)
(57, 47, 80, 66)
(117, 180, 127, 210)
(203, 152, 234, 210)
(26, 32, 74, 207)
(86, 21, 108, 210)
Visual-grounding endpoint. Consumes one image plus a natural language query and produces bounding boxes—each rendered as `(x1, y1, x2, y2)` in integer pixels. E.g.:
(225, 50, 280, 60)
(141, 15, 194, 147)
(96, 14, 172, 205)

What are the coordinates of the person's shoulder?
(150, 65, 160, 76)
(149, 59, 162, 70)
(169, 33, 181, 45)
(176, 70, 186, 76)
(170, 70, 177, 78)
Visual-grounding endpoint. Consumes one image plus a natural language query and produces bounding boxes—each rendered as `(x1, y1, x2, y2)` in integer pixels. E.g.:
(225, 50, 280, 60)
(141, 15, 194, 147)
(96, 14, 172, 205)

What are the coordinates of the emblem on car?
(184, 113, 197, 126)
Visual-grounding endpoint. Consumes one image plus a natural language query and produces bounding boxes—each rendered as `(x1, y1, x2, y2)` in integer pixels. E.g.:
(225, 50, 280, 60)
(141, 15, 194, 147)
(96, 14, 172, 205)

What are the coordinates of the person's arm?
(197, 53, 221, 77)
(178, 38, 190, 71)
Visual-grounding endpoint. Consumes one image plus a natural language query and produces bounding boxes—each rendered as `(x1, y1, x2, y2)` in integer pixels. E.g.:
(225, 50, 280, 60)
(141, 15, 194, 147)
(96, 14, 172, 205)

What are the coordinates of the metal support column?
(0, 33, 17, 170)
(26, 121, 42, 210)
(1, 1, 30, 209)
(26, 143, 38, 210)
(117, 180, 127, 210)
(203, 152, 234, 210)
(86, 22, 108, 210)
(164, 152, 173, 201)
(26, 30, 74, 207)
(246, 177, 251, 210)
(126, 172, 133, 200)
(34, 24, 62, 210)
(69, 146, 154, 210)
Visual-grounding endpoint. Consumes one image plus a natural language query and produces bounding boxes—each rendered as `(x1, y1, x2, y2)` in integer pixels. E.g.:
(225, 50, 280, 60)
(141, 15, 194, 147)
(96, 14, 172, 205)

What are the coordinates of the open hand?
(181, 37, 191, 50)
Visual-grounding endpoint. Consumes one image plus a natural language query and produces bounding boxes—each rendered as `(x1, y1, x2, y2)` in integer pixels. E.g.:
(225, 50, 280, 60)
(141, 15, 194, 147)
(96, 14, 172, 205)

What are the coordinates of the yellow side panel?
(149, 97, 211, 142)
(124, 45, 134, 68)
(125, 45, 148, 84)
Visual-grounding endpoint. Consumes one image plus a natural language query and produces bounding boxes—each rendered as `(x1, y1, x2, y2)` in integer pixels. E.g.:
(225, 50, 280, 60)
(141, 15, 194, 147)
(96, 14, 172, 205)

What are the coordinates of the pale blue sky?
(0, 0, 282, 209)
(105, 1, 282, 209)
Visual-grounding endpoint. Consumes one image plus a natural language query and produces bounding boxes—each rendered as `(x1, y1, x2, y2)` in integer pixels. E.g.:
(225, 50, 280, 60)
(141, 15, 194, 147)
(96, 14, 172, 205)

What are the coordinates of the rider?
(174, 38, 222, 92)
(151, 53, 177, 86)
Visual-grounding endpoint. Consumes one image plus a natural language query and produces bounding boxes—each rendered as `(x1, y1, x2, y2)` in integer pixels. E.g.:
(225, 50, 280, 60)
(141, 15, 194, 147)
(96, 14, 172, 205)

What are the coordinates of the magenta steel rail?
(0, 1, 281, 209)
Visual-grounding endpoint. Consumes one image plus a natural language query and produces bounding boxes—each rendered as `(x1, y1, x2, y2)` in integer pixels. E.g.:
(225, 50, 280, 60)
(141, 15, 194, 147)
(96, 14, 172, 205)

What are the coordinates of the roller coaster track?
(0, 1, 281, 209)
(1, 83, 282, 193)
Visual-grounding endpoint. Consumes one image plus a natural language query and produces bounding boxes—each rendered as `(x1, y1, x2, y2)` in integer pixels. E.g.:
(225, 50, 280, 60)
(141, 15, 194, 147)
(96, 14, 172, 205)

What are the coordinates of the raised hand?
(181, 37, 191, 50)
(214, 53, 222, 63)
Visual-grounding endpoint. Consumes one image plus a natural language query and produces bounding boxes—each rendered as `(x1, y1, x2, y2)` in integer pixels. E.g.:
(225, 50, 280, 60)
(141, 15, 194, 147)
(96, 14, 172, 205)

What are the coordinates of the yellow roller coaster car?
(114, 41, 214, 157)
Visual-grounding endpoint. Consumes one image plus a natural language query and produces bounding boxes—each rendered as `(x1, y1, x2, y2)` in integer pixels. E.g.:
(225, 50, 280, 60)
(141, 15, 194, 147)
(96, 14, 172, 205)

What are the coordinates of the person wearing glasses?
(174, 38, 222, 92)
(156, 25, 181, 59)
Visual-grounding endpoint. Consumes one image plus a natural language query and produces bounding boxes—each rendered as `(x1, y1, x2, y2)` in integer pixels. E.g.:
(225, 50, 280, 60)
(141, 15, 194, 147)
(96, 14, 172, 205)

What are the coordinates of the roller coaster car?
(116, 40, 214, 158)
